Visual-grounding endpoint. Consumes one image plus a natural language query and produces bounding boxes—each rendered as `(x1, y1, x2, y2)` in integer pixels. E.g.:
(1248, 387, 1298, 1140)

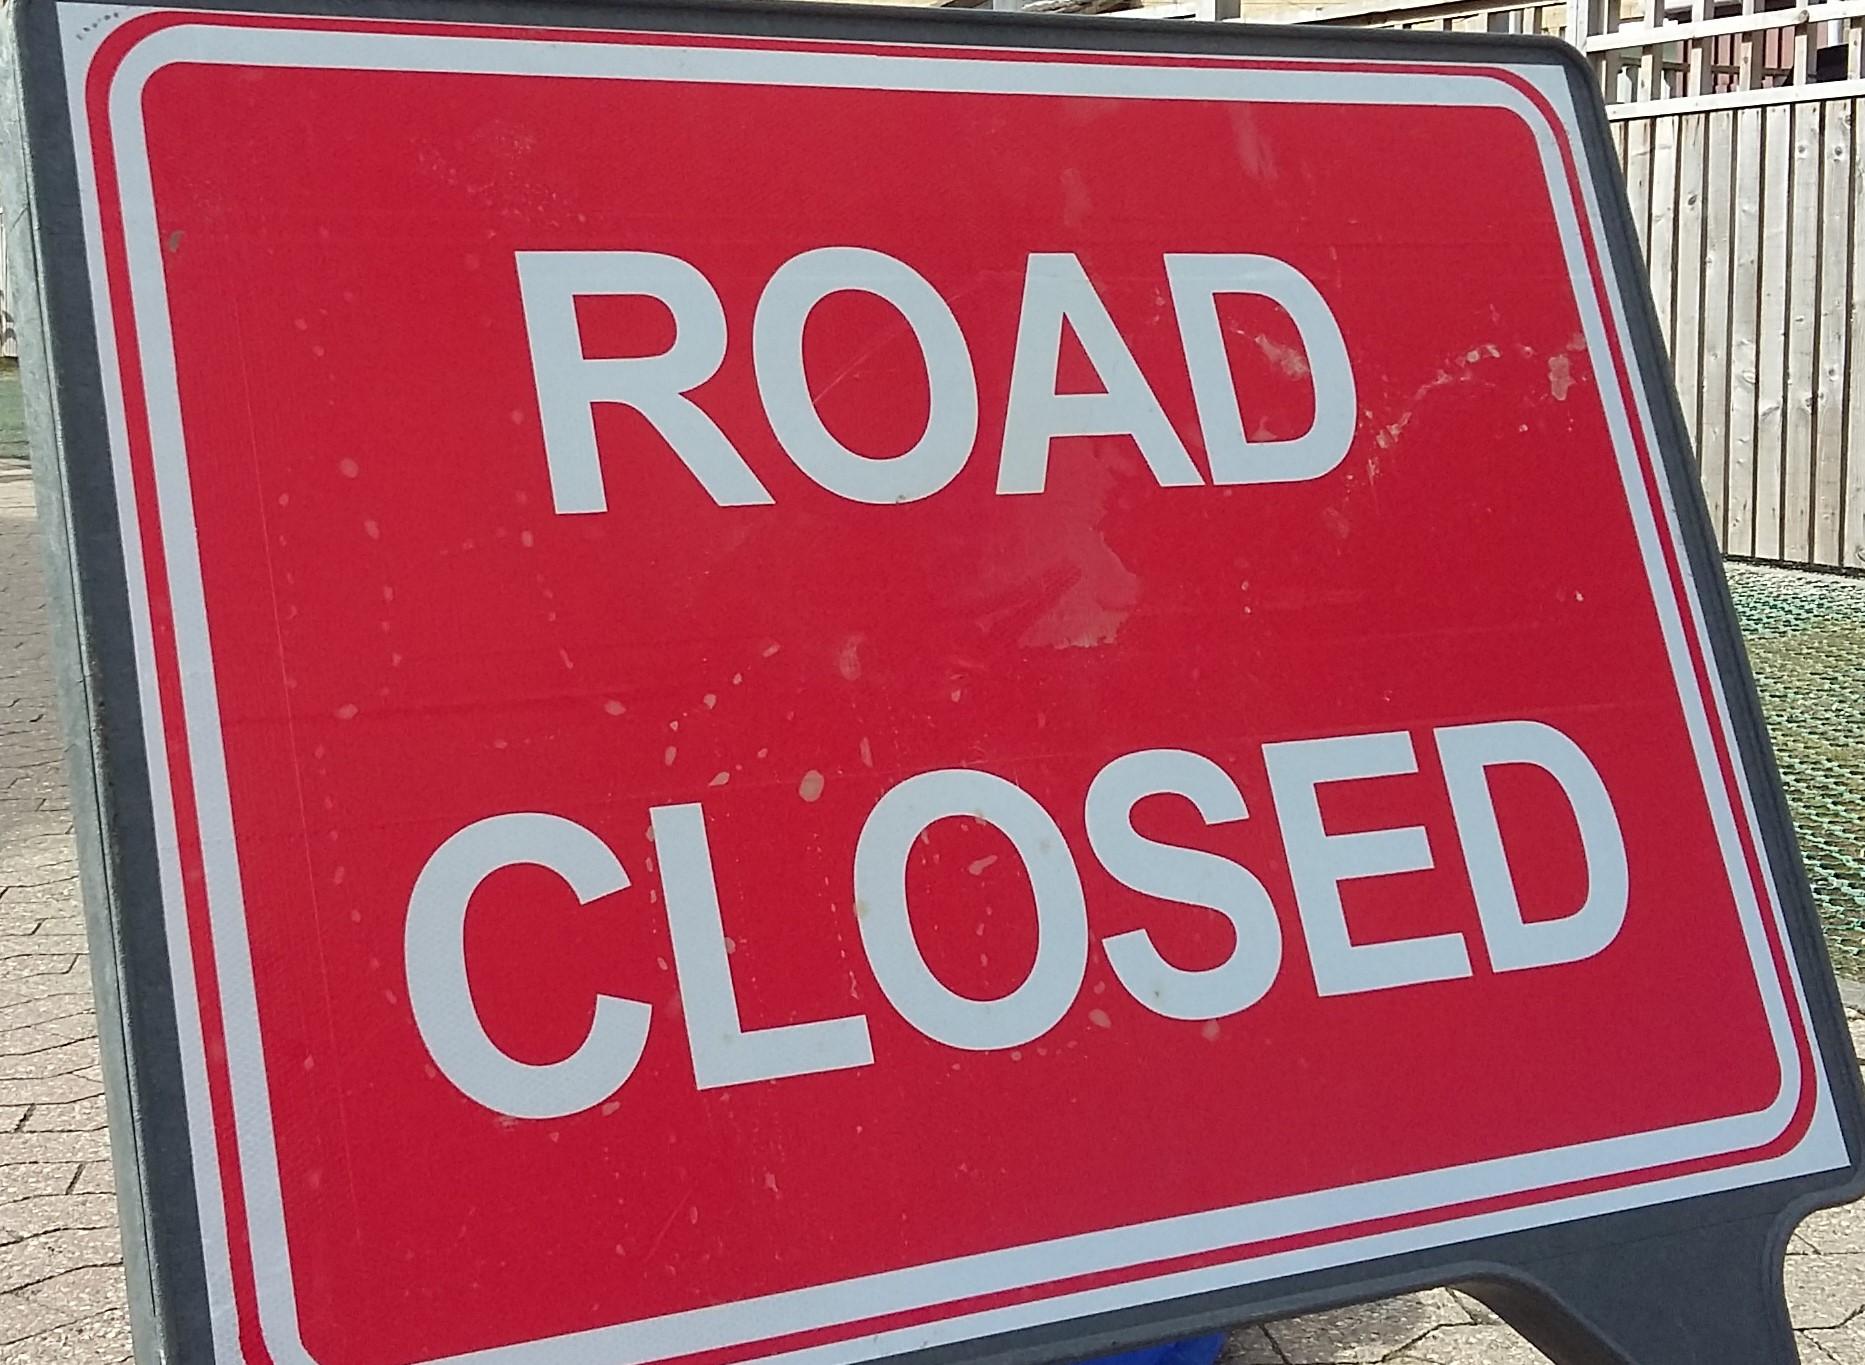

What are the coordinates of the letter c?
(405, 812, 649, 1118)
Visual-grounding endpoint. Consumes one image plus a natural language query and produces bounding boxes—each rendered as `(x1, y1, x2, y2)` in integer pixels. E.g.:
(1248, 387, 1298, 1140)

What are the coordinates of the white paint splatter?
(1255, 333, 1311, 378)
(1548, 354, 1575, 402)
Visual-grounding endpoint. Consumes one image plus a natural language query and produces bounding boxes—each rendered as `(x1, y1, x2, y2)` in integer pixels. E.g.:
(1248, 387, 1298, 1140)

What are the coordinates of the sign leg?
(1464, 1214, 1799, 1365)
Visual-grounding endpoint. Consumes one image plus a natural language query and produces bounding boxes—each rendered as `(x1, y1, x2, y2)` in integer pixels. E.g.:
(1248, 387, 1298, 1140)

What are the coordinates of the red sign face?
(66, 8, 1844, 1365)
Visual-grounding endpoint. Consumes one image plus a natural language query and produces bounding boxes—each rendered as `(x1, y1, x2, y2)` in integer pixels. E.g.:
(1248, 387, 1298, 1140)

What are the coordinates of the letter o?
(753, 247, 979, 504)
(854, 769, 1088, 1050)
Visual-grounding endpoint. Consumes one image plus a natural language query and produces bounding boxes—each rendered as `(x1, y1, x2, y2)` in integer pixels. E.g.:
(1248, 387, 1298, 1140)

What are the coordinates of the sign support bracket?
(1468, 1213, 1799, 1364)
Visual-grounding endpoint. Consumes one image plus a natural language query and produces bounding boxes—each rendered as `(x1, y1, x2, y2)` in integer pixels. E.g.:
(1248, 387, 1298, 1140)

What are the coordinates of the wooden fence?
(1291, 0, 1865, 572)
(1614, 101, 1864, 567)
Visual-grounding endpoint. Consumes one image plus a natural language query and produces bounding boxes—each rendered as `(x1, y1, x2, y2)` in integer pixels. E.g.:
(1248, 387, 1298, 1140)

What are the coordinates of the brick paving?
(0, 459, 132, 1361)
(0, 454, 1863, 1362)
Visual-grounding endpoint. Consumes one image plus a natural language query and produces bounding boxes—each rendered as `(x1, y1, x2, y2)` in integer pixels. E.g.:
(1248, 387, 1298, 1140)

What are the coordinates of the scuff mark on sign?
(1373, 343, 1507, 450)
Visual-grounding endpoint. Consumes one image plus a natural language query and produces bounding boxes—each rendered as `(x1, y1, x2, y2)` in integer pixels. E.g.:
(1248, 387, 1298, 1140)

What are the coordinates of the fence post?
(1566, 0, 1595, 49)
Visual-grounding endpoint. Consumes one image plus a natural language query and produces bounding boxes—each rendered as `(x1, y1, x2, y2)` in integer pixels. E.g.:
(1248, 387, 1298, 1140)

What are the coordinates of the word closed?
(406, 721, 1626, 1119)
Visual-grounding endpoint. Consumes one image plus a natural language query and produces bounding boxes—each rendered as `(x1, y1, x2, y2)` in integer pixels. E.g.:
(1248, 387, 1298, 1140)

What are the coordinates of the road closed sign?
(5, 2, 1862, 1363)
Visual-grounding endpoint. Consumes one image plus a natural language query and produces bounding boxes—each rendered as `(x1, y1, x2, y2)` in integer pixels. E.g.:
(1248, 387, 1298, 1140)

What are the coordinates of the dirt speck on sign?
(1548, 353, 1575, 401)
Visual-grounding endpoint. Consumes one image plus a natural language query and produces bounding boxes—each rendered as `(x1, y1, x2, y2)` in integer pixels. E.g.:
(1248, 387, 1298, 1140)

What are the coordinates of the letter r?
(515, 251, 772, 513)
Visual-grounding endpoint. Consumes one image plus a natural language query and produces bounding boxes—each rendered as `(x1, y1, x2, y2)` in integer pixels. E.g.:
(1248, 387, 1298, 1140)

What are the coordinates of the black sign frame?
(2, 2, 1860, 1362)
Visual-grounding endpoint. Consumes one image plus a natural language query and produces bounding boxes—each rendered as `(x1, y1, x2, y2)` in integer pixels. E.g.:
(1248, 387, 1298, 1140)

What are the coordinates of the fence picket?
(1699, 109, 1737, 544)
(1754, 104, 1793, 560)
(1815, 101, 1853, 566)
(1672, 115, 1707, 457)
(1848, 103, 1865, 570)
(1626, 119, 1655, 255)
(1728, 106, 1764, 556)
(1649, 117, 1681, 356)
(1784, 100, 1822, 562)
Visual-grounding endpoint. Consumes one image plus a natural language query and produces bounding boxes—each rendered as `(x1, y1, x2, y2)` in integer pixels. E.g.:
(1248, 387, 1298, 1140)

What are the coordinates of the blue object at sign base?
(1082, 1333, 1228, 1365)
